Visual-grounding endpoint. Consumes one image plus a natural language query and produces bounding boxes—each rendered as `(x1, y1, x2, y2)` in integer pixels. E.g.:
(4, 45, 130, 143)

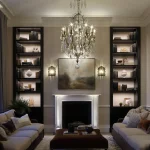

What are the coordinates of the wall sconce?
(48, 66, 56, 76)
(98, 66, 106, 76)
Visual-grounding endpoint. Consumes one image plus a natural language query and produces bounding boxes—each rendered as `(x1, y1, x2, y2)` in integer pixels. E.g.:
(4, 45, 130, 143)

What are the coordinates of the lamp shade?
(48, 66, 56, 76)
(98, 66, 106, 76)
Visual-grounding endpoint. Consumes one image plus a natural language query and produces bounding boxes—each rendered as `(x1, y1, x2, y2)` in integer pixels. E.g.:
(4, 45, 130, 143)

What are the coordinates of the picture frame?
(58, 58, 95, 90)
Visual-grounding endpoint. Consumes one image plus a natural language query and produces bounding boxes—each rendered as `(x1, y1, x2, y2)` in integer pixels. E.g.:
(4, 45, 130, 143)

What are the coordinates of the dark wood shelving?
(113, 52, 136, 56)
(113, 40, 136, 44)
(17, 65, 41, 69)
(13, 27, 43, 123)
(16, 52, 41, 56)
(17, 28, 41, 32)
(110, 27, 140, 132)
(17, 78, 41, 81)
(113, 65, 137, 68)
(113, 78, 136, 81)
(16, 40, 41, 44)
(112, 28, 137, 32)
(17, 91, 41, 94)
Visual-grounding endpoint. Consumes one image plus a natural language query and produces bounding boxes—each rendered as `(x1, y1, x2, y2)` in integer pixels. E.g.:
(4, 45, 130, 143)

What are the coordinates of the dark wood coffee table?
(50, 129, 108, 150)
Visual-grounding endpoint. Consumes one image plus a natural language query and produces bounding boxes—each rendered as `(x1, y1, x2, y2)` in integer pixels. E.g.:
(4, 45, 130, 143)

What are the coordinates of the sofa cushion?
(127, 113, 140, 128)
(11, 114, 32, 129)
(0, 127, 7, 141)
(0, 113, 8, 124)
(11, 130, 38, 142)
(122, 116, 129, 124)
(4, 109, 15, 120)
(1, 136, 31, 150)
(127, 135, 150, 150)
(113, 123, 126, 133)
(18, 123, 44, 133)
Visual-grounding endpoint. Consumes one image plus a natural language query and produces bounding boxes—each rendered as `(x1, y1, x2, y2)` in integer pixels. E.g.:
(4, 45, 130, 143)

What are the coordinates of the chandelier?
(60, 0, 96, 67)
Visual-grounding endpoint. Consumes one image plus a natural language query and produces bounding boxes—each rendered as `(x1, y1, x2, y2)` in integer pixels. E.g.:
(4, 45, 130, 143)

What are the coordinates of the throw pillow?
(139, 111, 149, 119)
(122, 116, 129, 124)
(127, 113, 140, 128)
(2, 120, 16, 133)
(0, 124, 11, 135)
(11, 114, 32, 129)
(126, 109, 136, 117)
(138, 119, 150, 131)
(0, 127, 7, 141)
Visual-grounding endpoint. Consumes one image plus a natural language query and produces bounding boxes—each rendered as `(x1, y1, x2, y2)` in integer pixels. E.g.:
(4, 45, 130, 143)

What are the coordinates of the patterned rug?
(35, 135, 122, 150)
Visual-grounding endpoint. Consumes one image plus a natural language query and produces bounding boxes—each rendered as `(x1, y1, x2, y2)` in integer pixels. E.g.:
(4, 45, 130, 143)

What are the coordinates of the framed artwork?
(58, 58, 95, 89)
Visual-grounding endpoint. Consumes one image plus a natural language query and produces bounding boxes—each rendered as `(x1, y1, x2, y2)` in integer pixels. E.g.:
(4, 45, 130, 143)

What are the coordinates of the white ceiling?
(2, 0, 150, 17)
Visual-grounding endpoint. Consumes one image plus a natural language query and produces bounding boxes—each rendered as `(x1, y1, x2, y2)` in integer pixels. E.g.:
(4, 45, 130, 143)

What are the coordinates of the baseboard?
(44, 125, 110, 133)
(99, 125, 110, 133)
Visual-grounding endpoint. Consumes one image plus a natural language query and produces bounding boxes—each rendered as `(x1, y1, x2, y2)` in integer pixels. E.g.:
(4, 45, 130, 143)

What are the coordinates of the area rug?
(35, 135, 122, 150)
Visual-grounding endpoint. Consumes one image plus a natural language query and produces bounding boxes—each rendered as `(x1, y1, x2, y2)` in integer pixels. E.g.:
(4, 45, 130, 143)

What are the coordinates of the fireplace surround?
(54, 94, 100, 129)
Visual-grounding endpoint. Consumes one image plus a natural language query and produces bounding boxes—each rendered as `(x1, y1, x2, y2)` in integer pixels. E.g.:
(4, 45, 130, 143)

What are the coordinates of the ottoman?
(50, 129, 108, 150)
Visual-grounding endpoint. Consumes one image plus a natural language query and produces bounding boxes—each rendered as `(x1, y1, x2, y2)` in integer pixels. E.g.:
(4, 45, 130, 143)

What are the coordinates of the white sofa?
(0, 109, 44, 150)
(112, 107, 150, 150)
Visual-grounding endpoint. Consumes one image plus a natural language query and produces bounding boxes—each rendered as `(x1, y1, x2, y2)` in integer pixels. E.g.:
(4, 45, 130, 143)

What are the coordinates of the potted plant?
(119, 102, 123, 107)
(8, 98, 31, 117)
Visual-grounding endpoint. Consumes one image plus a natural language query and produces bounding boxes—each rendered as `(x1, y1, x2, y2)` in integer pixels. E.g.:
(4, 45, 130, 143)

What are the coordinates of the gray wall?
(6, 26, 147, 132)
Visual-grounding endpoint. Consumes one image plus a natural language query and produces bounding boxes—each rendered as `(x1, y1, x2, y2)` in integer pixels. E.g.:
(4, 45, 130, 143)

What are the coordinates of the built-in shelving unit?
(110, 27, 140, 130)
(13, 27, 43, 123)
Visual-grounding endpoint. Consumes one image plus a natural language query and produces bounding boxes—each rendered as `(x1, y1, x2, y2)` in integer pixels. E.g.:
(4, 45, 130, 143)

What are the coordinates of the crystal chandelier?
(60, 0, 96, 67)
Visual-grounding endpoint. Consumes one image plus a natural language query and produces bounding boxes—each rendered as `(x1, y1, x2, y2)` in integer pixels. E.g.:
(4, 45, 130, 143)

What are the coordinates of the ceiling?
(2, 0, 150, 17)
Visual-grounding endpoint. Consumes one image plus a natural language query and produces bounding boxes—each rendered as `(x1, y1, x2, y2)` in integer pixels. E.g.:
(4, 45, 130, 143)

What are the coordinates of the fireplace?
(54, 94, 100, 129)
(62, 101, 91, 128)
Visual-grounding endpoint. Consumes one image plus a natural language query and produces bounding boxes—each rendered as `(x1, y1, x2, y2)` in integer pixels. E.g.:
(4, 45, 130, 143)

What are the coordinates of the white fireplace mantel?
(53, 94, 101, 129)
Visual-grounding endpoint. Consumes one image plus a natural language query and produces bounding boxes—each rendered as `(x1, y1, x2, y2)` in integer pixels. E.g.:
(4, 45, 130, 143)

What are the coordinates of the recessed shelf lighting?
(0, 4, 3, 9)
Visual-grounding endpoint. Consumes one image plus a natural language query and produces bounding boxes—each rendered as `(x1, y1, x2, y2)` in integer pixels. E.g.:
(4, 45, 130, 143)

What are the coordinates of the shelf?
(16, 52, 41, 56)
(17, 91, 40, 94)
(17, 65, 41, 69)
(113, 52, 136, 56)
(113, 78, 136, 81)
(16, 40, 41, 44)
(113, 65, 137, 68)
(17, 78, 41, 81)
(113, 40, 136, 44)
(113, 90, 137, 93)
(112, 106, 136, 108)
(16, 28, 41, 32)
(112, 28, 137, 32)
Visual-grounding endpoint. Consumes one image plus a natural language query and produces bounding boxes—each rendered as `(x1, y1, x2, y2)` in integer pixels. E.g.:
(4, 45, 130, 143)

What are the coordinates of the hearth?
(62, 101, 91, 128)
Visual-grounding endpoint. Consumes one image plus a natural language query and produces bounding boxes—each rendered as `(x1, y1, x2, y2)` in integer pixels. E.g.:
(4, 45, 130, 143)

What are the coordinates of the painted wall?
(44, 27, 110, 132)
(6, 26, 147, 132)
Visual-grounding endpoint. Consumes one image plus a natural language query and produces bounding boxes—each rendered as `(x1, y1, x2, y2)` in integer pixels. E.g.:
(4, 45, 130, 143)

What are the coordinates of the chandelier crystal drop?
(60, 0, 96, 65)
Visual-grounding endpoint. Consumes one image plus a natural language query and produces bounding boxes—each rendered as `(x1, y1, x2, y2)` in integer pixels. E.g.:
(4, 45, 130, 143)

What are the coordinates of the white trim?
(0, 1, 14, 19)
(44, 105, 110, 108)
(54, 94, 100, 129)
(7, 16, 149, 27)
(98, 105, 110, 108)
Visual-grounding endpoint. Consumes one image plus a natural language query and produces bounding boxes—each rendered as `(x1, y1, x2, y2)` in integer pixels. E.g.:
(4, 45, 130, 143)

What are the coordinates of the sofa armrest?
(31, 119, 38, 123)
(0, 142, 4, 150)
(117, 118, 124, 122)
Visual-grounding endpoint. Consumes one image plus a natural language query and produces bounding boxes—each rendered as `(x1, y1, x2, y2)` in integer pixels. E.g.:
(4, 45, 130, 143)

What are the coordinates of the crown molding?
(0, 0, 14, 19)
(140, 6, 150, 26)
(8, 16, 145, 27)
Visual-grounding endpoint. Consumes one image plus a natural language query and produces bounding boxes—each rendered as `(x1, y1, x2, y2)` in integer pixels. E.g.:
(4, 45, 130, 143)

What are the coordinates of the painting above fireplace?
(58, 58, 95, 89)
